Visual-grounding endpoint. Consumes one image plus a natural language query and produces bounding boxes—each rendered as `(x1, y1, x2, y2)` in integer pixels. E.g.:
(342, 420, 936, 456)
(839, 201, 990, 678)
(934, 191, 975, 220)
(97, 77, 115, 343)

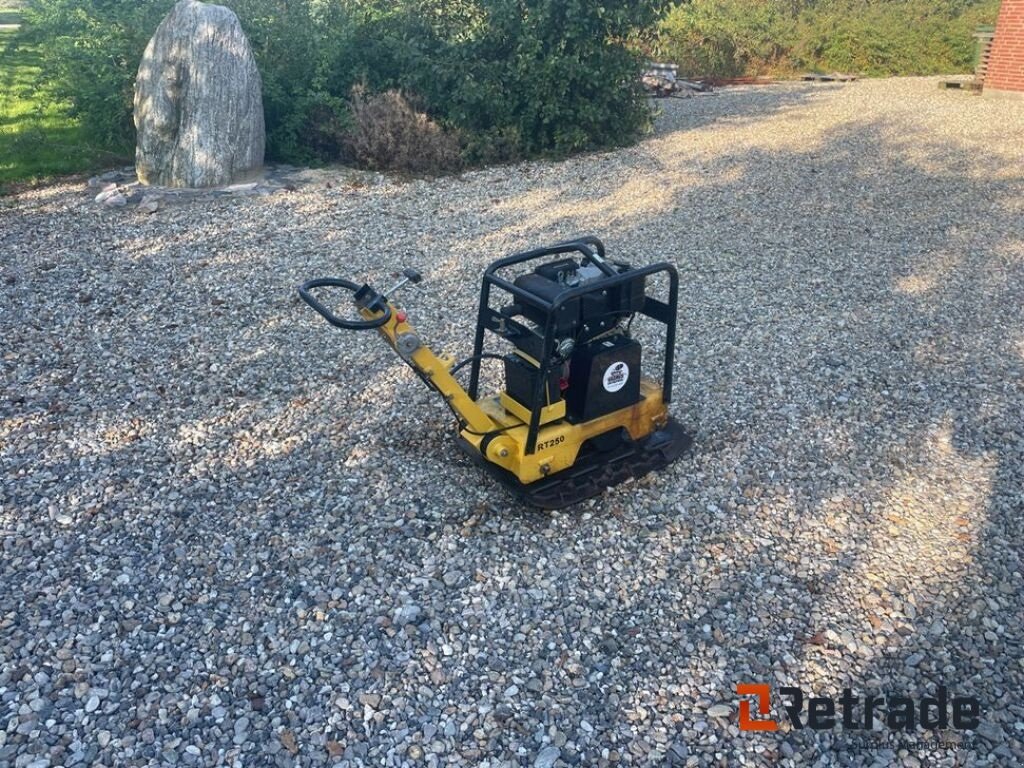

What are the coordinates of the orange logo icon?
(737, 684, 779, 731)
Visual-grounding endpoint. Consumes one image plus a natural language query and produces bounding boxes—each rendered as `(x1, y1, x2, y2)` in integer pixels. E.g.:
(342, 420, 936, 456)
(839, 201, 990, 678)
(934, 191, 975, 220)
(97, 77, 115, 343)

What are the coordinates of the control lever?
(385, 267, 423, 297)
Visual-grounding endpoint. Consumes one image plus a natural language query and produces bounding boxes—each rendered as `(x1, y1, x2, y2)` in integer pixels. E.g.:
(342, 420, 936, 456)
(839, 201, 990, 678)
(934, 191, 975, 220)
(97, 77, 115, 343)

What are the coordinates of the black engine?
(500, 257, 646, 422)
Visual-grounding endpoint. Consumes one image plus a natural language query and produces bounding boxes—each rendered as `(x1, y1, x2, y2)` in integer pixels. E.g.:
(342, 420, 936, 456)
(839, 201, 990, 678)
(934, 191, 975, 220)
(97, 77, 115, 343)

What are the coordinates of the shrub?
(657, 0, 794, 78)
(408, 0, 663, 160)
(344, 85, 462, 174)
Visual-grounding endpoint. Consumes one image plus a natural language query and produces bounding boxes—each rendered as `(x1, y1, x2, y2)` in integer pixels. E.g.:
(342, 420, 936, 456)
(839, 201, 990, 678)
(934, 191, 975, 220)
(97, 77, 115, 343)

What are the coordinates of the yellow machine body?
(366, 301, 670, 485)
(466, 383, 669, 483)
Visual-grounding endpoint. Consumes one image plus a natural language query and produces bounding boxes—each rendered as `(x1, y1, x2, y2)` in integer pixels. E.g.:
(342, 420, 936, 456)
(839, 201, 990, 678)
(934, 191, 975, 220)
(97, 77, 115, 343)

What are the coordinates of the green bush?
(407, 0, 662, 160)
(656, 0, 1002, 79)
(23, 0, 664, 170)
(657, 0, 795, 78)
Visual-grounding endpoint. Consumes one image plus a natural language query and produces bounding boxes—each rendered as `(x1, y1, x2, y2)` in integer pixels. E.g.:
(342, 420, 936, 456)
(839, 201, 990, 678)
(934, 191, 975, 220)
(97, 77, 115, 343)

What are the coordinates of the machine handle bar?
(297, 277, 392, 330)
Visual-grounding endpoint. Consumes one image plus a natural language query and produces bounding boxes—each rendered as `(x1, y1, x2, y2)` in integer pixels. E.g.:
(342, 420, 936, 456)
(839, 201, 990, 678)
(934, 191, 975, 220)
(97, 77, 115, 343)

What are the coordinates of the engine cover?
(565, 335, 642, 421)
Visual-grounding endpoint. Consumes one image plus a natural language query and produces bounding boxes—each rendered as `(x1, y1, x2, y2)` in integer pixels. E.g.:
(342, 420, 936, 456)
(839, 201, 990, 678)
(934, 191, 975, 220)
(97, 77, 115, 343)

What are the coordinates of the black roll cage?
(467, 236, 679, 455)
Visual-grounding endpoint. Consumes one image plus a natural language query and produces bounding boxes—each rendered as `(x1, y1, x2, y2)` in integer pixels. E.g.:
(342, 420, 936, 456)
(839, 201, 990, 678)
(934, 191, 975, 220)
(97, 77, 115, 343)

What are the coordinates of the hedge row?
(655, 0, 1001, 79)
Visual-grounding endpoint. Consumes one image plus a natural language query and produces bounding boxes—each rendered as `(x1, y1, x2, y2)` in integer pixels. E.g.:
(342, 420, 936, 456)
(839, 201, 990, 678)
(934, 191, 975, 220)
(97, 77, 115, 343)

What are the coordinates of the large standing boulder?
(134, 0, 265, 188)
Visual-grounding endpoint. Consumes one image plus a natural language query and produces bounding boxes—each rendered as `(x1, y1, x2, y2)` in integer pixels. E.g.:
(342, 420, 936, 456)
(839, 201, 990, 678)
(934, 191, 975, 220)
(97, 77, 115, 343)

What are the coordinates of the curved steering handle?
(297, 277, 392, 330)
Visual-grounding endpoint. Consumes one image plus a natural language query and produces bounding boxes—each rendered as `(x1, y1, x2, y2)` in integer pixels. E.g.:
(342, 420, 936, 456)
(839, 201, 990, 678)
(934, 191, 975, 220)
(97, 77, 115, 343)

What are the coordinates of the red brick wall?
(986, 0, 1024, 93)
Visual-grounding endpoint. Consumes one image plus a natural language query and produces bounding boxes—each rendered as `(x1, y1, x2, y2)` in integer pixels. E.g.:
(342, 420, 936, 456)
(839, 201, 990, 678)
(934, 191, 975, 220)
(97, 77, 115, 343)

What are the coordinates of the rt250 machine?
(298, 236, 691, 509)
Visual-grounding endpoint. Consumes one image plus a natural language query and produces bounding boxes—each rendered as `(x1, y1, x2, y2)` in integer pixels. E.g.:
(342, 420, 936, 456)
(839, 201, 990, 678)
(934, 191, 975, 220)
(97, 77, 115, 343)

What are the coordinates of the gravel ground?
(2, 77, 1023, 767)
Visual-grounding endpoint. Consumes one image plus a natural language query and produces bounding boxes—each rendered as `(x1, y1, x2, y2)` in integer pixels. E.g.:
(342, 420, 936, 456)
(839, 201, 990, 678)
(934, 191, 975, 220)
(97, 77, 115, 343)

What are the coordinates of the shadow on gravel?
(592, 119, 1024, 763)
(649, 83, 834, 137)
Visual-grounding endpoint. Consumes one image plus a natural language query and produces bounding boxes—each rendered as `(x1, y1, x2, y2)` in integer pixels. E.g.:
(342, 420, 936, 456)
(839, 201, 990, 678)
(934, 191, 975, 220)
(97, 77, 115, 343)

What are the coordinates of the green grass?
(0, 10, 128, 190)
